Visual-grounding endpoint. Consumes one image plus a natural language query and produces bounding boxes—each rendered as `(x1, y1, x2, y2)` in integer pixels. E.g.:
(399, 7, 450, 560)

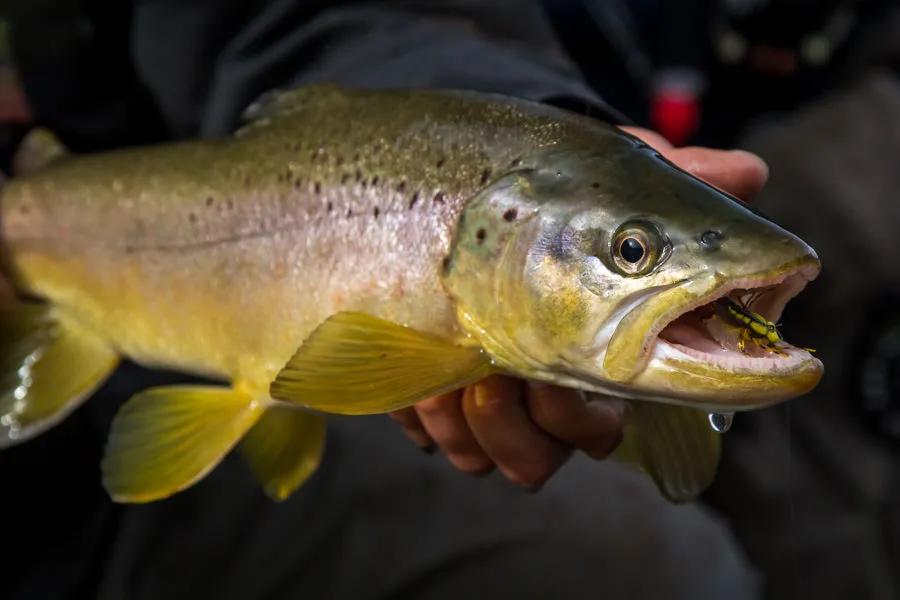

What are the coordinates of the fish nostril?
(700, 230, 724, 249)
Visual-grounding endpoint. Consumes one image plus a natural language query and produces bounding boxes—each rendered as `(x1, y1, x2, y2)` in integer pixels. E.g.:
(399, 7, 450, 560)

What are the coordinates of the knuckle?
(584, 429, 624, 460)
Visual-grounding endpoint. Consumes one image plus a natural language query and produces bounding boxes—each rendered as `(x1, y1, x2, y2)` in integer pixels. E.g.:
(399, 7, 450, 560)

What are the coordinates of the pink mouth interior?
(656, 274, 810, 363)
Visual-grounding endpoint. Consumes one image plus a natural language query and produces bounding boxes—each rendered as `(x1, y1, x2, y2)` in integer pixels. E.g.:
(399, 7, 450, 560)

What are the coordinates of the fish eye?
(610, 222, 663, 276)
(619, 237, 645, 263)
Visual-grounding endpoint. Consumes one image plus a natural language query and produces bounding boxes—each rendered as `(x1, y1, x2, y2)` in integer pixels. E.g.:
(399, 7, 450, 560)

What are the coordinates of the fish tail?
(0, 301, 119, 448)
(101, 386, 326, 503)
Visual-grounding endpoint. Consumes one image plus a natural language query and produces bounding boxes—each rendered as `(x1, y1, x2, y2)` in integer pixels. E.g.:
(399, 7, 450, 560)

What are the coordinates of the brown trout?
(0, 86, 822, 503)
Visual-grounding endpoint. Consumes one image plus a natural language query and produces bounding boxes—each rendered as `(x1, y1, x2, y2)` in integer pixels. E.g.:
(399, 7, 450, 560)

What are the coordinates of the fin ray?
(0, 303, 118, 447)
(240, 405, 327, 501)
(102, 386, 263, 503)
(270, 312, 495, 415)
(613, 401, 721, 502)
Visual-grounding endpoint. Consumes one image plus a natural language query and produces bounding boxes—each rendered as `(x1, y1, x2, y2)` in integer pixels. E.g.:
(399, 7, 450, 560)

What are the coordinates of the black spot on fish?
(206, 197, 214, 207)
(409, 192, 419, 209)
(441, 257, 451, 271)
(226, 199, 234, 210)
(503, 208, 517, 222)
(355, 169, 363, 183)
(327, 201, 333, 212)
(396, 181, 407, 194)
(510, 157, 522, 168)
(436, 157, 446, 169)
(373, 206, 380, 218)
(314, 182, 322, 194)
(335, 155, 345, 167)
(476, 228, 487, 244)
(353, 153, 360, 162)
(480, 168, 492, 185)
(346, 208, 353, 218)
(341, 173, 350, 185)
(188, 212, 197, 223)
(433, 192, 445, 204)
(371, 176, 379, 186)
(591, 182, 600, 189)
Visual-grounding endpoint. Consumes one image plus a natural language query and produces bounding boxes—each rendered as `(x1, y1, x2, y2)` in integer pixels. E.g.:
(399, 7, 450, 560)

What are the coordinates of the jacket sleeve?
(129, 0, 623, 137)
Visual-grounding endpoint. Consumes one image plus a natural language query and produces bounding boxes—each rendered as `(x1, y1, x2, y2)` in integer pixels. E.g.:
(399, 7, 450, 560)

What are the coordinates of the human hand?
(391, 126, 769, 490)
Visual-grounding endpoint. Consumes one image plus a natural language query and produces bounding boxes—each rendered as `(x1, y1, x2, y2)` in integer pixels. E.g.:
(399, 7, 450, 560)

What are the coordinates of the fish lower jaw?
(651, 336, 820, 375)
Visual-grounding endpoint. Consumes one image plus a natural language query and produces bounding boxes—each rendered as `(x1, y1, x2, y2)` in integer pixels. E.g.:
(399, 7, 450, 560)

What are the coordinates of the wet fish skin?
(2, 87, 590, 387)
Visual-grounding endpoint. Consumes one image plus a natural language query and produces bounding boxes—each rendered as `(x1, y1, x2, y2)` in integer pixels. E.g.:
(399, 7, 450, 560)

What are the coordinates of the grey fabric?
(82, 414, 759, 600)
(129, 0, 613, 138)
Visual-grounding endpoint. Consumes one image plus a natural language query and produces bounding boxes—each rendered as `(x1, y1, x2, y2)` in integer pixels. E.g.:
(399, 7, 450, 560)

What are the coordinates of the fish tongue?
(661, 313, 723, 353)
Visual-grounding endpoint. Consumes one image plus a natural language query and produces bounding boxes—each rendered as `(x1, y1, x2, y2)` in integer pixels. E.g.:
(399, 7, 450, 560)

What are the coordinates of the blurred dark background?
(1, 1, 898, 598)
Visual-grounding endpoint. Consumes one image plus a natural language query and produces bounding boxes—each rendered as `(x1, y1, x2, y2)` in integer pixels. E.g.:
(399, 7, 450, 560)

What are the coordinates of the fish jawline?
(647, 263, 821, 376)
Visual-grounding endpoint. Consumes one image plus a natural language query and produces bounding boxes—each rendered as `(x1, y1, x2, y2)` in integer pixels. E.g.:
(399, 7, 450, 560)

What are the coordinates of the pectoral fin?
(270, 312, 495, 415)
(613, 401, 721, 502)
(102, 386, 264, 503)
(0, 303, 118, 448)
(240, 406, 327, 501)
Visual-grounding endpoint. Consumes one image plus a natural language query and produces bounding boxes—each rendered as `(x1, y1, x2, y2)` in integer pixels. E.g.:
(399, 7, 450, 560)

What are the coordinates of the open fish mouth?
(651, 262, 820, 373)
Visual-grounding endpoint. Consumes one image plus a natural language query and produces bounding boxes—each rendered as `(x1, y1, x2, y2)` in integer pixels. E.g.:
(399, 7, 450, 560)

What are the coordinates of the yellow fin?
(12, 128, 70, 175)
(0, 303, 118, 448)
(613, 401, 721, 502)
(102, 386, 264, 503)
(240, 405, 327, 501)
(270, 312, 495, 415)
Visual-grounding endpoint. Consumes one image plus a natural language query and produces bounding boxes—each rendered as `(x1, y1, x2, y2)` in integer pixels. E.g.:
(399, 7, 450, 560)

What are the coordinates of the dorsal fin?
(237, 84, 349, 137)
(12, 128, 70, 175)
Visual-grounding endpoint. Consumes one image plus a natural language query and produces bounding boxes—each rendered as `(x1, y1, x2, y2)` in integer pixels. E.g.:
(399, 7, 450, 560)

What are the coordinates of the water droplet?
(708, 411, 734, 433)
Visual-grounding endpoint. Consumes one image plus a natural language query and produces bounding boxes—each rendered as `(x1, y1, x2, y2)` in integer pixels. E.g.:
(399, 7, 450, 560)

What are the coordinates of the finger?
(415, 389, 494, 474)
(618, 125, 673, 151)
(525, 383, 625, 459)
(668, 147, 769, 200)
(462, 375, 570, 490)
(389, 408, 434, 451)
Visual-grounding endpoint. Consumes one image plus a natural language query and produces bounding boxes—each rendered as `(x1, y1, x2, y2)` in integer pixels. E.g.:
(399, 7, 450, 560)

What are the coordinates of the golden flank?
(0, 86, 822, 503)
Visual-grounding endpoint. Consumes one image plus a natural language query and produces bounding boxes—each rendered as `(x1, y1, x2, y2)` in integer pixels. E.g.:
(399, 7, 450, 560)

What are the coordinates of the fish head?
(445, 129, 822, 411)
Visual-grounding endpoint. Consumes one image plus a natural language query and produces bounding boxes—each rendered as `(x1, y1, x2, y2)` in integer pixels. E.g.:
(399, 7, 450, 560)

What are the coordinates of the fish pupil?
(619, 238, 644, 263)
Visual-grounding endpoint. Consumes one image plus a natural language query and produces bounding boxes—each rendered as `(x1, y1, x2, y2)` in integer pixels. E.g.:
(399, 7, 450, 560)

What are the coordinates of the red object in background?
(651, 88, 700, 147)
(0, 66, 31, 123)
